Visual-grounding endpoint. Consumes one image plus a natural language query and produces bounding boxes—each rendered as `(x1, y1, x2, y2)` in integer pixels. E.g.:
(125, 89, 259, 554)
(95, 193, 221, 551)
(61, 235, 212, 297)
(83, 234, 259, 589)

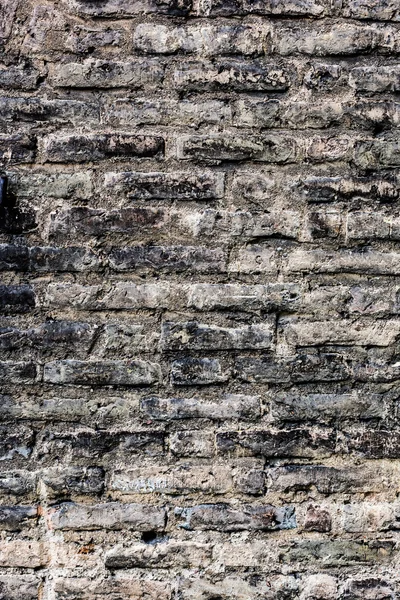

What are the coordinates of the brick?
(109, 245, 226, 273)
(0, 541, 48, 568)
(176, 503, 296, 531)
(347, 430, 400, 458)
(280, 540, 394, 567)
(49, 207, 168, 237)
(106, 540, 211, 569)
(43, 360, 161, 386)
(217, 428, 335, 458)
(304, 63, 345, 91)
(10, 172, 93, 199)
(300, 575, 337, 599)
(341, 502, 398, 533)
(104, 170, 224, 200)
(282, 318, 400, 346)
(52, 59, 164, 88)
(0, 362, 37, 383)
(273, 23, 396, 56)
(161, 320, 275, 351)
(188, 283, 300, 312)
(303, 505, 331, 532)
(286, 249, 400, 275)
(141, 394, 260, 420)
(0, 505, 37, 530)
(0, 576, 39, 600)
(300, 175, 399, 203)
(0, 64, 39, 90)
(42, 467, 105, 499)
(267, 464, 400, 495)
(0, 471, 36, 498)
(54, 578, 171, 600)
(229, 246, 279, 274)
(350, 65, 400, 92)
(243, 0, 328, 15)
(0, 244, 100, 272)
(171, 358, 230, 385)
(64, 0, 193, 17)
(0, 285, 35, 313)
(172, 60, 290, 91)
(0, 321, 97, 355)
(342, 0, 400, 20)
(346, 211, 398, 240)
(0, 97, 99, 125)
(42, 133, 164, 163)
(270, 390, 385, 423)
(133, 24, 270, 55)
(0, 134, 36, 165)
(170, 431, 215, 457)
(111, 464, 233, 495)
(0, 0, 19, 41)
(49, 502, 166, 531)
(235, 352, 350, 383)
(178, 134, 298, 163)
(177, 577, 293, 600)
(104, 98, 231, 127)
(341, 578, 395, 599)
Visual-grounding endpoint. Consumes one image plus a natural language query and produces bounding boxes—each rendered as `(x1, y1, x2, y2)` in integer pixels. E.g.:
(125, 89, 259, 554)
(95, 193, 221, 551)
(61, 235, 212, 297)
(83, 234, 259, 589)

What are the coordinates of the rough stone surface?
(2, 0, 400, 597)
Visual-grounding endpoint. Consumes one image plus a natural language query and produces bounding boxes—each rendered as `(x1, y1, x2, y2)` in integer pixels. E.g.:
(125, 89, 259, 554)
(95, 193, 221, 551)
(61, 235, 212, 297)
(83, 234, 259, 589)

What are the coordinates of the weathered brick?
(0, 134, 36, 164)
(49, 207, 168, 237)
(0, 541, 48, 568)
(341, 577, 395, 599)
(104, 98, 231, 127)
(161, 320, 275, 351)
(54, 578, 171, 600)
(0, 506, 37, 530)
(50, 502, 166, 530)
(217, 428, 335, 458)
(347, 430, 400, 458)
(44, 360, 161, 386)
(178, 134, 298, 163)
(300, 175, 400, 203)
(52, 59, 164, 88)
(342, 0, 400, 20)
(64, 0, 193, 17)
(0, 576, 39, 600)
(10, 171, 93, 199)
(171, 358, 230, 385)
(106, 541, 212, 569)
(0, 97, 99, 125)
(110, 464, 234, 495)
(0, 285, 35, 313)
(176, 503, 296, 530)
(109, 245, 226, 273)
(243, 0, 328, 15)
(104, 170, 224, 200)
(133, 24, 270, 55)
(0, 362, 37, 383)
(43, 133, 164, 163)
(280, 540, 394, 567)
(0, 0, 19, 41)
(141, 394, 260, 420)
(270, 390, 385, 423)
(172, 60, 290, 91)
(286, 249, 400, 275)
(267, 463, 400, 495)
(0, 244, 99, 272)
(188, 283, 300, 312)
(282, 318, 400, 346)
(235, 352, 350, 383)
(170, 430, 215, 457)
(0, 64, 39, 90)
(42, 467, 105, 499)
(274, 23, 396, 56)
(350, 65, 400, 92)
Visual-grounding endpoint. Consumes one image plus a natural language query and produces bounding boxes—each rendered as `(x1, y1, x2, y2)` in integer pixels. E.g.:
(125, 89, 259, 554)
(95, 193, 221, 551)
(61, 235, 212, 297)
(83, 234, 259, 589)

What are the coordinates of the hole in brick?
(141, 530, 158, 543)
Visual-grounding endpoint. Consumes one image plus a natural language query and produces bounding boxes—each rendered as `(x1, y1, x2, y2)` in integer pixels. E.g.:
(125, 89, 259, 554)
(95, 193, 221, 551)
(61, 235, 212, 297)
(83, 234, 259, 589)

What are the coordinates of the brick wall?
(1, 0, 400, 598)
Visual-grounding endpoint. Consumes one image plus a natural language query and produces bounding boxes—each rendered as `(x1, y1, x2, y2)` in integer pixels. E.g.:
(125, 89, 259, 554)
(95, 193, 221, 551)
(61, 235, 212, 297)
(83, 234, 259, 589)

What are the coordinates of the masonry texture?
(1, 0, 400, 598)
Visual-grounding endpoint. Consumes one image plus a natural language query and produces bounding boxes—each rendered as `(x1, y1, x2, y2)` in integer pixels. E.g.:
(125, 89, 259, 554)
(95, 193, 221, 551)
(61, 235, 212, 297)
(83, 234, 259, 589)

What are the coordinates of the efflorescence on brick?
(1, 0, 400, 598)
